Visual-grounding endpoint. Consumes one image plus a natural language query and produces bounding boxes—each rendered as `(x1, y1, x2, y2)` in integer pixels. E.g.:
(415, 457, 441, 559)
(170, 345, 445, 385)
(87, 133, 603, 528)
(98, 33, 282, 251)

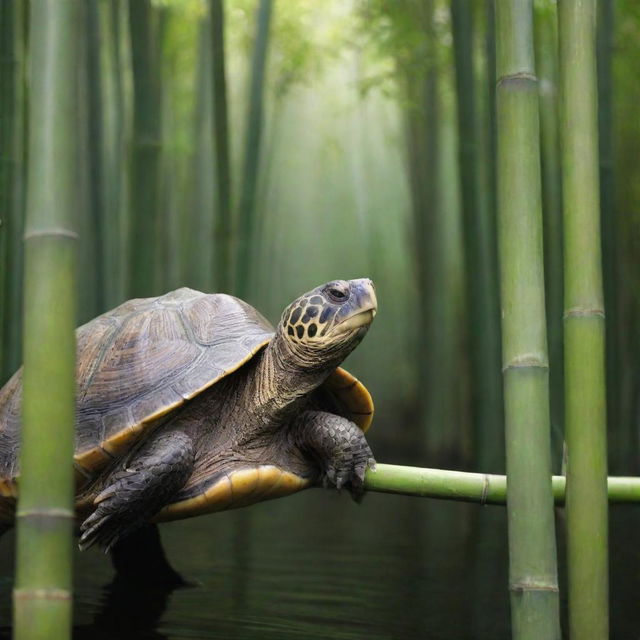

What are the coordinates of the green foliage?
(2, 2, 640, 632)
(353, 0, 452, 99)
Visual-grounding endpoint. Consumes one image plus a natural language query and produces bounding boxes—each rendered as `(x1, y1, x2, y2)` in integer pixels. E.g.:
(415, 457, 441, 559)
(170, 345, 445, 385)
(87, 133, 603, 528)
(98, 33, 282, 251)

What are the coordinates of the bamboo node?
(509, 581, 559, 593)
(480, 475, 490, 505)
(23, 228, 79, 241)
(502, 353, 548, 372)
(496, 71, 537, 87)
(13, 588, 71, 602)
(16, 507, 75, 520)
(563, 307, 605, 319)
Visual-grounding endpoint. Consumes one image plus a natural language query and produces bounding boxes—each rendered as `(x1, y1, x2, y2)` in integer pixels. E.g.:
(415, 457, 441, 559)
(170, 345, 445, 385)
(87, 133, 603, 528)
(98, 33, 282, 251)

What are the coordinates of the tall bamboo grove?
(210, 0, 232, 294)
(235, 0, 273, 298)
(13, 1, 79, 639)
(495, 1, 560, 637)
(559, 0, 609, 637)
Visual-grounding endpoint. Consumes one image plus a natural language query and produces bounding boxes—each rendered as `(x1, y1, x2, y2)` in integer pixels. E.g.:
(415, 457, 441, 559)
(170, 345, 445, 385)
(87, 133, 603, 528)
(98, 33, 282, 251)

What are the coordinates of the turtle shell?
(0, 288, 373, 500)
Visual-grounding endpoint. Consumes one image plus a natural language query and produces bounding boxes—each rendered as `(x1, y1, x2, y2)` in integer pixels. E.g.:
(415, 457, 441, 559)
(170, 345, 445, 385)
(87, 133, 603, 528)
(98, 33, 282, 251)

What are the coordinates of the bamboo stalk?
(422, 10, 463, 462)
(1, 0, 24, 383)
(13, 0, 79, 638)
(104, 0, 126, 308)
(210, 0, 232, 293)
(495, 1, 561, 637)
(154, 6, 187, 293)
(235, 0, 273, 298)
(363, 464, 640, 506)
(558, 1, 609, 637)
(597, 0, 620, 470)
(534, 1, 564, 465)
(451, 0, 503, 472)
(128, 0, 162, 298)
(188, 16, 215, 291)
(85, 0, 106, 314)
(404, 0, 456, 460)
(0, 0, 15, 378)
(482, 0, 498, 292)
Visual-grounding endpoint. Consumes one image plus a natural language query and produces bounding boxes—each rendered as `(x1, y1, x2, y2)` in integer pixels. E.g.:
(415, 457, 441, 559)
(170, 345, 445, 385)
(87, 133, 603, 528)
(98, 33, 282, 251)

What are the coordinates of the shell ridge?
(78, 317, 122, 401)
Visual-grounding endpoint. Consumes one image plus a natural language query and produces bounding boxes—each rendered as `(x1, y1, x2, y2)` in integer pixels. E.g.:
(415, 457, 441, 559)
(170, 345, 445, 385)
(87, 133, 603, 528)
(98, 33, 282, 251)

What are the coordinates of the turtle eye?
(325, 283, 350, 303)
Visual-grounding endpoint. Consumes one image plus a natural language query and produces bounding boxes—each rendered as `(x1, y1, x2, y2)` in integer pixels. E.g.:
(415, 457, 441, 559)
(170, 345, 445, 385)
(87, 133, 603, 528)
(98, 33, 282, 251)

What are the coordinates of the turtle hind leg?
(110, 523, 188, 588)
(79, 430, 194, 552)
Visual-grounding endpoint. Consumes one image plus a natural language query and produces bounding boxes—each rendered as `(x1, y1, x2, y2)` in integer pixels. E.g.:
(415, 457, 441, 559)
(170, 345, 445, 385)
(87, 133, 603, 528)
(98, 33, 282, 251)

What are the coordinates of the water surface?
(1, 488, 638, 638)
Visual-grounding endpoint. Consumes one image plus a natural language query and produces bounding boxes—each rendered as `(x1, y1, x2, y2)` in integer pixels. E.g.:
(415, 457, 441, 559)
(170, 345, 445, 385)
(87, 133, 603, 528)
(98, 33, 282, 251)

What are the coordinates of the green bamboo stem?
(189, 17, 215, 291)
(363, 464, 640, 505)
(534, 1, 564, 464)
(0, 0, 15, 378)
(597, 0, 620, 470)
(85, 0, 106, 314)
(495, 1, 561, 637)
(13, 1, 79, 638)
(404, 0, 457, 460)
(451, 0, 504, 473)
(558, 1, 609, 637)
(483, 0, 497, 268)
(128, 0, 162, 298)
(104, 0, 126, 308)
(235, 0, 273, 298)
(210, 0, 232, 293)
(0, 0, 24, 383)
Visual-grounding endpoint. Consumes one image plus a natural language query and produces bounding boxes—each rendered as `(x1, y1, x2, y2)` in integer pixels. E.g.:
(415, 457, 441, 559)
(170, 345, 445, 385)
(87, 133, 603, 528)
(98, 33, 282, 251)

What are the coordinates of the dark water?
(0, 489, 639, 639)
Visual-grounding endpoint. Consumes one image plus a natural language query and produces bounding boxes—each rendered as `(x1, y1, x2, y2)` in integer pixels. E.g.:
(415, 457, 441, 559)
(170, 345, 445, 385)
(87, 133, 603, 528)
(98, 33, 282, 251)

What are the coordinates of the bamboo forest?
(0, 0, 639, 638)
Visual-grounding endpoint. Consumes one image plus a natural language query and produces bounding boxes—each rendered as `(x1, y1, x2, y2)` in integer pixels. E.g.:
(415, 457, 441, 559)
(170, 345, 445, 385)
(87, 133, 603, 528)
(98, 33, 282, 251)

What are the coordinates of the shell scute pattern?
(75, 416, 104, 456)
(76, 317, 118, 394)
(83, 291, 274, 469)
(157, 287, 202, 306)
(171, 357, 224, 400)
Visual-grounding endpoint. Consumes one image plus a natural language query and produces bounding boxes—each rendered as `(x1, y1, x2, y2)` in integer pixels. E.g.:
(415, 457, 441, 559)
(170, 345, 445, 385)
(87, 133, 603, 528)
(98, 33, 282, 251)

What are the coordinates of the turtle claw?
(350, 449, 377, 499)
(322, 468, 335, 489)
(321, 450, 376, 498)
(79, 495, 127, 552)
(335, 469, 350, 491)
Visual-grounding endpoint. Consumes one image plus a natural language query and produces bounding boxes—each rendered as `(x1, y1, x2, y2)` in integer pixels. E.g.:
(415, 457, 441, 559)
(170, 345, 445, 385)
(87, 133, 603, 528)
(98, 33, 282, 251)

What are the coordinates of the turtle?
(0, 278, 377, 585)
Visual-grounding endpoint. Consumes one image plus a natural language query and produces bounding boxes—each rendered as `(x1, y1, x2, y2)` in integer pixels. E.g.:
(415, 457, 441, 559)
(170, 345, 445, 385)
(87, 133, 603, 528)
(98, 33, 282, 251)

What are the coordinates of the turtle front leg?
(79, 431, 194, 552)
(291, 410, 376, 498)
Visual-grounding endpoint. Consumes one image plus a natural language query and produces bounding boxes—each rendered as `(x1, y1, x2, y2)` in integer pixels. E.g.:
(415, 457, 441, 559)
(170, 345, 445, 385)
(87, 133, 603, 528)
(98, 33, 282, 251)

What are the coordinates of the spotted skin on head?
(281, 279, 377, 343)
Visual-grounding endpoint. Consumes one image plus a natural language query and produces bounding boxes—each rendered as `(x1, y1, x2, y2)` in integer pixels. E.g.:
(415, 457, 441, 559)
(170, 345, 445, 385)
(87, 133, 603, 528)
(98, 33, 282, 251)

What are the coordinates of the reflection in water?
(75, 578, 173, 640)
(0, 491, 639, 638)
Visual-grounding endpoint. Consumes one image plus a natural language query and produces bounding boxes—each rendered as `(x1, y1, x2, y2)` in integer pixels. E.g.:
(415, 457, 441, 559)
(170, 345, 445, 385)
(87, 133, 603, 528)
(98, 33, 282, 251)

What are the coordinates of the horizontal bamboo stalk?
(363, 463, 640, 505)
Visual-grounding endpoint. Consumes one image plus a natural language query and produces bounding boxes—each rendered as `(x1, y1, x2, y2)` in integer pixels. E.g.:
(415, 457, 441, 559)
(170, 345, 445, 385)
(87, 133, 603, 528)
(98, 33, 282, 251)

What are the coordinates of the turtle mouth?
(333, 308, 376, 334)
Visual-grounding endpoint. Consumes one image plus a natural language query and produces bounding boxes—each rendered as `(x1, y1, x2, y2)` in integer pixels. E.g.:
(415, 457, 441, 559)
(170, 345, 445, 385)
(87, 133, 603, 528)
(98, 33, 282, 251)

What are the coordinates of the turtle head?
(278, 278, 377, 367)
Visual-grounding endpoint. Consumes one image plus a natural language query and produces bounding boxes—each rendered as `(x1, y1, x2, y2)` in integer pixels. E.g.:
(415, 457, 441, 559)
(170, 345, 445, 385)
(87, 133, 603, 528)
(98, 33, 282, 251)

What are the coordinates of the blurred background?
(2, 0, 640, 473)
(1, 0, 640, 637)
